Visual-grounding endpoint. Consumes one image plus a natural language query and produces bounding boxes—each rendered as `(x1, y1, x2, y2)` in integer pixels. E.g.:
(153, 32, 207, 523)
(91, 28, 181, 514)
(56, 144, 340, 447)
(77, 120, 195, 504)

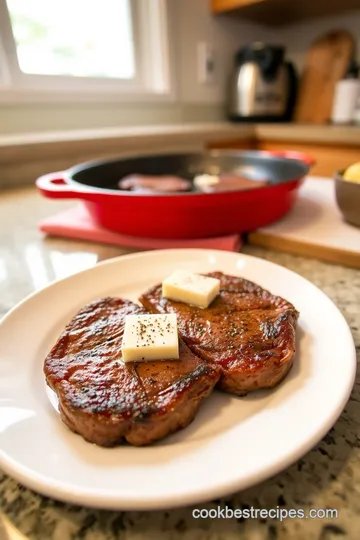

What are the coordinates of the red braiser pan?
(36, 150, 315, 239)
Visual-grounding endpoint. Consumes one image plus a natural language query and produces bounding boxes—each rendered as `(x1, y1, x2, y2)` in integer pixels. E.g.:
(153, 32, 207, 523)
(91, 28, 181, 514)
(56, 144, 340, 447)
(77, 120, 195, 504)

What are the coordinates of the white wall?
(170, 1, 360, 106)
(279, 10, 360, 72)
(171, 0, 273, 104)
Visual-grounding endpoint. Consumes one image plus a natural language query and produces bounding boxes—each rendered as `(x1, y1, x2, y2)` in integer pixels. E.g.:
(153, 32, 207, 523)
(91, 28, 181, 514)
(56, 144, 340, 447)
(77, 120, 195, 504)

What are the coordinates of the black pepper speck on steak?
(44, 298, 220, 446)
(139, 272, 299, 395)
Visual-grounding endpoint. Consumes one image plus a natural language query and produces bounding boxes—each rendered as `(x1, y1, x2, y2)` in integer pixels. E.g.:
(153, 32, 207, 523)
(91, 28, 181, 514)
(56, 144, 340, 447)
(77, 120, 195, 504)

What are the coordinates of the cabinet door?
(207, 138, 359, 178)
(207, 139, 256, 150)
(257, 141, 359, 177)
(211, 0, 266, 14)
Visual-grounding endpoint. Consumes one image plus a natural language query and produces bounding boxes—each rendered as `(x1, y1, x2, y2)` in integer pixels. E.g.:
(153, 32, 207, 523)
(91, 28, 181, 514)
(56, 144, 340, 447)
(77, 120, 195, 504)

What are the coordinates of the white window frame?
(0, 0, 175, 103)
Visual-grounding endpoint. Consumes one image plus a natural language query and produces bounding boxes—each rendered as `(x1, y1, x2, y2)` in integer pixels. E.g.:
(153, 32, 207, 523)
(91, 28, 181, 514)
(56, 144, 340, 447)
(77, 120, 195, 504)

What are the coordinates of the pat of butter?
(194, 174, 219, 188)
(121, 314, 179, 363)
(162, 270, 220, 309)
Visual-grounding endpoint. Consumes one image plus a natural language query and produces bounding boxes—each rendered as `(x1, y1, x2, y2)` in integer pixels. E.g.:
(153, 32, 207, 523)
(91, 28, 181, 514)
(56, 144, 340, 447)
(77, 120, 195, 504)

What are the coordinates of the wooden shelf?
(211, 0, 360, 26)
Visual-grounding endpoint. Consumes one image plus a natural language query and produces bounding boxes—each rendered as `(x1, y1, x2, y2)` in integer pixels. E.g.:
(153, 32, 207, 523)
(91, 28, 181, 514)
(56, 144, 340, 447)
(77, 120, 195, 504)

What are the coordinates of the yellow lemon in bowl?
(343, 162, 360, 183)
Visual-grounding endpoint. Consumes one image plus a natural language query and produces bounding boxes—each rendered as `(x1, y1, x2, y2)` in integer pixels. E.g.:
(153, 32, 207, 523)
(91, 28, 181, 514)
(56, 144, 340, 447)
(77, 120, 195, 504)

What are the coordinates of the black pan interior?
(69, 151, 309, 193)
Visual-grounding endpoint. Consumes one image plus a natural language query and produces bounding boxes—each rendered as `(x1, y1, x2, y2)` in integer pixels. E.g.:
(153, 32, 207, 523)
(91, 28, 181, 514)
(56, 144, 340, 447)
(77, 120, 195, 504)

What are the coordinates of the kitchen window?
(0, 0, 172, 102)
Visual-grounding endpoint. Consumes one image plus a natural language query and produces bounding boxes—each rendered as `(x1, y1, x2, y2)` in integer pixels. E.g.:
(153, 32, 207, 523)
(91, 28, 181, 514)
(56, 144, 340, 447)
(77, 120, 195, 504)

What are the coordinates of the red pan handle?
(36, 172, 87, 200)
(263, 150, 316, 168)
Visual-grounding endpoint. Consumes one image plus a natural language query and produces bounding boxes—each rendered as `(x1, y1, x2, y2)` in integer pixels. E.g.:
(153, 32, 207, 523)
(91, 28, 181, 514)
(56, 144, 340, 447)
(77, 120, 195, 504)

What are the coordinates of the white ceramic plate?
(0, 249, 356, 510)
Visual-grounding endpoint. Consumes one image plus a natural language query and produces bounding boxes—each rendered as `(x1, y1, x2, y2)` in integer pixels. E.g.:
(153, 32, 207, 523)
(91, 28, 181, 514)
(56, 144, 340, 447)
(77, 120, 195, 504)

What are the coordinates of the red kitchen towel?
(38, 203, 242, 251)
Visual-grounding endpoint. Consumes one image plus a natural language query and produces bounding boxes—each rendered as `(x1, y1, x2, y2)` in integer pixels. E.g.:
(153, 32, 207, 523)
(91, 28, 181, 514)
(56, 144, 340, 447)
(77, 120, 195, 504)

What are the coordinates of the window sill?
(0, 86, 177, 104)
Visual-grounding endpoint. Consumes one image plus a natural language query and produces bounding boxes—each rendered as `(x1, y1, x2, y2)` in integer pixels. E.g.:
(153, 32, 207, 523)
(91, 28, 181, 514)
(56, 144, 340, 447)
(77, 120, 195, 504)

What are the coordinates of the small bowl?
(335, 171, 360, 228)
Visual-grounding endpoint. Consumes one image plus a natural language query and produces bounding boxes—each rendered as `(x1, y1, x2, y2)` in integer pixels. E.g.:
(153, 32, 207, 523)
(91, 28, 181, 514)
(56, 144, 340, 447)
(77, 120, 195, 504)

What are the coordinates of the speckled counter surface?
(0, 188, 359, 540)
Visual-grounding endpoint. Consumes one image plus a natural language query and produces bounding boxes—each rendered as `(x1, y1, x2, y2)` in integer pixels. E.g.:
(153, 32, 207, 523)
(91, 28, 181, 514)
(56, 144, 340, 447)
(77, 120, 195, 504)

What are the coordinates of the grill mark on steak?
(139, 271, 299, 396)
(44, 297, 220, 446)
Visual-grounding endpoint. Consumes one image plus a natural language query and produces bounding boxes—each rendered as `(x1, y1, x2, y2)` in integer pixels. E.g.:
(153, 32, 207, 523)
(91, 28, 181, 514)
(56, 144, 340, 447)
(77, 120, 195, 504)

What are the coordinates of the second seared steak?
(139, 272, 298, 396)
(44, 298, 219, 446)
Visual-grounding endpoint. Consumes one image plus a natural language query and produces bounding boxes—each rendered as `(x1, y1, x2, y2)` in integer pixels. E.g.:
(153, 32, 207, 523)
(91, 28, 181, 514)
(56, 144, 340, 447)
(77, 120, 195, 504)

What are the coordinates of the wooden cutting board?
(248, 176, 360, 269)
(294, 30, 355, 124)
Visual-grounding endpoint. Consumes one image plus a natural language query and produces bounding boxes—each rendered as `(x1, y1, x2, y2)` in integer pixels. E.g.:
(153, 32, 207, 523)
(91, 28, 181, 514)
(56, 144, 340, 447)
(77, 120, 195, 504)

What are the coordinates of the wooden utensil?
(294, 30, 355, 124)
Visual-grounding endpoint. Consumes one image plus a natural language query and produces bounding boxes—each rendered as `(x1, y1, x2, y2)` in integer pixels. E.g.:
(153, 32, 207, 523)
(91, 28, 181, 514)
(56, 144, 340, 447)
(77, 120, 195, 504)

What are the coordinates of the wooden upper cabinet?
(211, 0, 265, 13)
(211, 0, 360, 25)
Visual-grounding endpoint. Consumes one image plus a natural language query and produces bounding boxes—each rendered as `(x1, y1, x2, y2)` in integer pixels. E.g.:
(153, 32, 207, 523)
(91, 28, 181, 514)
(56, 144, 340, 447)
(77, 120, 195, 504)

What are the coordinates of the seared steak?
(139, 272, 298, 395)
(44, 298, 219, 446)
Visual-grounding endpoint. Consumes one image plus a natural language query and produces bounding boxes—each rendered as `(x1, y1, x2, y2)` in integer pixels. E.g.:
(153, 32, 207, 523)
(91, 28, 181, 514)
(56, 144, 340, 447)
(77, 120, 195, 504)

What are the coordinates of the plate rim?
(0, 248, 356, 510)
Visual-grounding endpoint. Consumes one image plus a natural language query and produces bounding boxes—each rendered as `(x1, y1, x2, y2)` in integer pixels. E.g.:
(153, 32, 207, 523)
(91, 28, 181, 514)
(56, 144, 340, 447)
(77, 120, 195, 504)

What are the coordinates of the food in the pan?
(194, 174, 269, 192)
(140, 272, 298, 396)
(117, 172, 269, 194)
(44, 298, 219, 446)
(118, 174, 191, 193)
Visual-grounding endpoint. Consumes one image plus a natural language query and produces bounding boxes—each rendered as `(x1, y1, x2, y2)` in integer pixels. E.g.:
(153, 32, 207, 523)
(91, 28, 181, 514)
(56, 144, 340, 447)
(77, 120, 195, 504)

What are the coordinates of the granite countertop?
(2, 121, 360, 189)
(0, 188, 359, 540)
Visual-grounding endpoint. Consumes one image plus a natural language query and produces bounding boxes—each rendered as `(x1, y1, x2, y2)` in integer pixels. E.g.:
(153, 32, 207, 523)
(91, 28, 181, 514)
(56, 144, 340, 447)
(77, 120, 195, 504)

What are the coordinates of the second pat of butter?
(162, 270, 220, 308)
